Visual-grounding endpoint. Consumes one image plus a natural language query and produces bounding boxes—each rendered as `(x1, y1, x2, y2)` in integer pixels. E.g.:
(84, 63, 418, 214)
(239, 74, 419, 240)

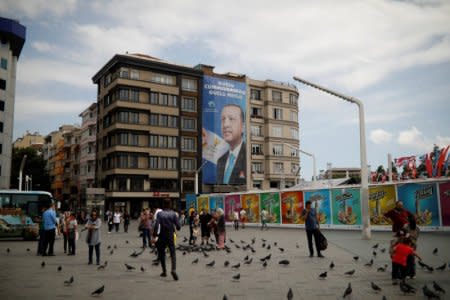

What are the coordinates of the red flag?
(425, 153, 433, 177)
(437, 145, 450, 176)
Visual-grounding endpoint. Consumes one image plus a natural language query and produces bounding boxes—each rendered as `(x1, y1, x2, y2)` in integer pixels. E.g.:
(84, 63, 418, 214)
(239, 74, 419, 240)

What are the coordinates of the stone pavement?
(0, 221, 449, 300)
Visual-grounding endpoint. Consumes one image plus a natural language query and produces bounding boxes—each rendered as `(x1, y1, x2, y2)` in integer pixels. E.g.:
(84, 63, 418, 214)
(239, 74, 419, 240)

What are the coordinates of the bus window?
(0, 194, 11, 208)
(12, 194, 38, 213)
(27, 202, 39, 219)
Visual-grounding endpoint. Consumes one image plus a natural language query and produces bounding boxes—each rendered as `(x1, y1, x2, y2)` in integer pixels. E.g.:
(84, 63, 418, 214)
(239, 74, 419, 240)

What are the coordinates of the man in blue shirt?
(42, 203, 57, 256)
(301, 201, 324, 258)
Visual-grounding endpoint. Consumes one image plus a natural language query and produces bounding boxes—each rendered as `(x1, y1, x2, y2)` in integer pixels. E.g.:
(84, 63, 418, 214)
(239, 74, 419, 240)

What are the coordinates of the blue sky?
(2, 0, 450, 181)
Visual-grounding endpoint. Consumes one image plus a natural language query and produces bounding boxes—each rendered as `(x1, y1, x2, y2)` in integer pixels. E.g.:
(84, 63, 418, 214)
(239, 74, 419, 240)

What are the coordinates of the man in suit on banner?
(216, 104, 246, 185)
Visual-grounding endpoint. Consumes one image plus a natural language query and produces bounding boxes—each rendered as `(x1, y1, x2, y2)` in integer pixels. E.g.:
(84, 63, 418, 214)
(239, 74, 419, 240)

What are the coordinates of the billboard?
(197, 195, 209, 213)
(281, 191, 304, 224)
(241, 193, 260, 223)
(439, 182, 450, 226)
(369, 185, 396, 225)
(201, 75, 247, 185)
(304, 190, 332, 225)
(209, 195, 224, 213)
(185, 194, 197, 215)
(224, 194, 241, 222)
(260, 192, 281, 224)
(331, 188, 362, 226)
(397, 183, 440, 226)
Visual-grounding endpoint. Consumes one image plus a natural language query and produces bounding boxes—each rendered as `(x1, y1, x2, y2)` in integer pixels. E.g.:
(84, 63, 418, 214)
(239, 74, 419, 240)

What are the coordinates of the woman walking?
(113, 208, 122, 232)
(67, 212, 78, 255)
(85, 210, 102, 265)
(123, 210, 130, 233)
(216, 208, 226, 249)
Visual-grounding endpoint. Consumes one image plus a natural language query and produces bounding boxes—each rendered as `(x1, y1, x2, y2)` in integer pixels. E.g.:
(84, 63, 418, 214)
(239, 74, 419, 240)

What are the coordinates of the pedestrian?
(67, 212, 78, 255)
(140, 209, 152, 248)
(240, 208, 247, 229)
(123, 209, 130, 233)
(301, 201, 324, 258)
(233, 210, 239, 230)
(152, 198, 181, 281)
(384, 201, 414, 234)
(42, 203, 57, 256)
(199, 209, 212, 245)
(260, 208, 268, 230)
(61, 211, 69, 253)
(192, 215, 200, 245)
(36, 207, 46, 255)
(188, 210, 196, 245)
(208, 211, 219, 245)
(85, 210, 102, 265)
(113, 208, 122, 232)
(216, 208, 226, 249)
(106, 210, 113, 233)
(391, 236, 422, 285)
(180, 210, 186, 226)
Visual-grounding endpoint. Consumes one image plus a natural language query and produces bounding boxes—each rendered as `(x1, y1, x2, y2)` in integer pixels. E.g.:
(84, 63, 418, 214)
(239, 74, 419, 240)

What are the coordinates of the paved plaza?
(1, 221, 449, 300)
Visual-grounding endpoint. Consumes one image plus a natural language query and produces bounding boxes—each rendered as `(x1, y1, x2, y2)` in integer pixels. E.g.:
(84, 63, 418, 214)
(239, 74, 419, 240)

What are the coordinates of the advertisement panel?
(304, 189, 332, 225)
(439, 181, 450, 226)
(224, 194, 241, 222)
(281, 191, 304, 224)
(201, 75, 247, 185)
(241, 193, 260, 223)
(260, 192, 281, 224)
(369, 185, 397, 225)
(331, 188, 362, 226)
(185, 194, 197, 216)
(209, 195, 224, 213)
(397, 183, 440, 226)
(197, 195, 209, 213)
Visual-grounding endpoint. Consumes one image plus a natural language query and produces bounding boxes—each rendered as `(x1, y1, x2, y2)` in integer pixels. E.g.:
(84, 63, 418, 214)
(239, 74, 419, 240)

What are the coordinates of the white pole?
(388, 153, 393, 182)
(18, 155, 27, 191)
(195, 161, 208, 195)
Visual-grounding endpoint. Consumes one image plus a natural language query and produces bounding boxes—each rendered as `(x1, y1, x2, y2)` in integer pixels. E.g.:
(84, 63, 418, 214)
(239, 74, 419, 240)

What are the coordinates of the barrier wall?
(190, 178, 450, 231)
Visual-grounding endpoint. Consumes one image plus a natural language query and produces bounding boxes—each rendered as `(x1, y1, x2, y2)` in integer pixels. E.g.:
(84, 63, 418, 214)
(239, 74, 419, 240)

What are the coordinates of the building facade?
(92, 54, 203, 217)
(0, 17, 26, 189)
(62, 127, 81, 209)
(13, 131, 44, 152)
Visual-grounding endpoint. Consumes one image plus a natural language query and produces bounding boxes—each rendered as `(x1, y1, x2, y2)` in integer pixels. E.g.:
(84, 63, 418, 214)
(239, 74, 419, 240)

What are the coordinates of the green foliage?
(10, 147, 51, 191)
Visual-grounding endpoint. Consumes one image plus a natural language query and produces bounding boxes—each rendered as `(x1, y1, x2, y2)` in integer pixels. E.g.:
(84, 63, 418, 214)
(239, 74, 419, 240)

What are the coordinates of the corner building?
(93, 54, 202, 217)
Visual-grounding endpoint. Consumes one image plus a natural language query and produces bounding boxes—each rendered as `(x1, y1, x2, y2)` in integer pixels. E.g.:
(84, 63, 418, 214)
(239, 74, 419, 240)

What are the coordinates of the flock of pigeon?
(3, 232, 450, 299)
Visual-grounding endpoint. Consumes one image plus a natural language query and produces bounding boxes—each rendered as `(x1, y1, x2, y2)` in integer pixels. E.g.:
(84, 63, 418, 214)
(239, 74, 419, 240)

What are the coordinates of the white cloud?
(31, 41, 57, 53)
(0, 0, 78, 18)
(370, 129, 393, 144)
(396, 126, 450, 152)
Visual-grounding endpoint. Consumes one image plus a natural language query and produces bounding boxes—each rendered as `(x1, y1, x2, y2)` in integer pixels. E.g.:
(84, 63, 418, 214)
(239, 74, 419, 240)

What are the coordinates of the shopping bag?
(318, 230, 328, 251)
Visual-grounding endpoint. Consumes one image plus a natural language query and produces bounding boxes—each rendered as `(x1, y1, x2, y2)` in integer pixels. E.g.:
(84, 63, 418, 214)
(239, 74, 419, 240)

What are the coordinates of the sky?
(1, 0, 450, 181)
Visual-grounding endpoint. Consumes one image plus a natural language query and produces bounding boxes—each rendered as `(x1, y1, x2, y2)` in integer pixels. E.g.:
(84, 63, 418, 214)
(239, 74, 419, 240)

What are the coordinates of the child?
(192, 215, 200, 245)
(391, 237, 422, 285)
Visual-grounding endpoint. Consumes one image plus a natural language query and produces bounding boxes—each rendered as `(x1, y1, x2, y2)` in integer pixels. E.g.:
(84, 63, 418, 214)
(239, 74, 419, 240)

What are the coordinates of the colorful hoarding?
(185, 194, 197, 215)
(224, 194, 241, 222)
(397, 183, 440, 226)
(201, 75, 247, 185)
(369, 185, 397, 225)
(304, 190, 332, 225)
(209, 195, 224, 213)
(260, 192, 281, 224)
(331, 188, 362, 226)
(197, 196, 209, 213)
(281, 191, 304, 224)
(439, 181, 450, 226)
(241, 193, 260, 223)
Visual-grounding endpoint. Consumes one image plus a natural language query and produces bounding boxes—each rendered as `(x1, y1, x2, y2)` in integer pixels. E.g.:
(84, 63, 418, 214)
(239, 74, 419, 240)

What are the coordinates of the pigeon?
(279, 248, 285, 252)
(423, 285, 440, 299)
(262, 243, 266, 248)
(265, 254, 272, 261)
(223, 295, 228, 300)
(183, 237, 188, 242)
(235, 244, 241, 249)
(91, 285, 104, 296)
(64, 275, 74, 286)
(382, 296, 387, 300)
(229, 239, 234, 243)
(267, 245, 271, 250)
(433, 281, 446, 294)
(244, 258, 253, 265)
(206, 260, 215, 267)
(372, 243, 379, 249)
(287, 287, 293, 300)
(109, 250, 114, 255)
(224, 260, 230, 267)
(225, 248, 232, 254)
(107, 245, 111, 250)
(262, 260, 268, 268)
(353, 256, 359, 261)
(371, 282, 382, 292)
(365, 259, 374, 267)
(140, 266, 145, 272)
(6, 248, 10, 253)
(372, 251, 377, 257)
(274, 242, 278, 246)
(319, 271, 327, 279)
(296, 243, 299, 249)
(400, 281, 416, 294)
(343, 283, 352, 298)
(113, 245, 117, 249)
(231, 263, 241, 269)
(124, 263, 135, 271)
(125, 240, 129, 244)
(261, 238, 266, 242)
(202, 251, 209, 258)
(58, 265, 62, 271)
(152, 260, 159, 266)
(192, 258, 199, 264)
(232, 273, 240, 281)
(425, 265, 434, 273)
(377, 266, 387, 272)
(279, 260, 290, 265)
(41, 261, 45, 268)
(329, 261, 335, 269)
(433, 248, 438, 255)
(436, 263, 446, 271)
(26, 248, 30, 252)
(182, 251, 186, 256)
(344, 269, 355, 276)
(251, 248, 256, 253)
(380, 248, 386, 253)
(240, 240, 246, 244)
(251, 238, 256, 244)
(244, 255, 249, 261)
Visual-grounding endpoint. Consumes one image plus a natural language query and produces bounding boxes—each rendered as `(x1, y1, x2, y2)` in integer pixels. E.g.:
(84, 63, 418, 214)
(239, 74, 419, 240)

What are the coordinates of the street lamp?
(195, 161, 208, 196)
(283, 143, 317, 182)
(293, 76, 371, 239)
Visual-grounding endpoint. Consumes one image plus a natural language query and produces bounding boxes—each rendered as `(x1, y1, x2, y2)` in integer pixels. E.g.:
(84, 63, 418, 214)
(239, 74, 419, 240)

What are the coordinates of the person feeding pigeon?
(391, 236, 422, 285)
(301, 201, 324, 258)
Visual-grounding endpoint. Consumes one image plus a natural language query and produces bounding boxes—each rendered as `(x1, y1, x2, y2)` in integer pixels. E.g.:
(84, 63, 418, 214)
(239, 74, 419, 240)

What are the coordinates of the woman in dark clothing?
(199, 209, 212, 245)
(189, 211, 196, 245)
(123, 210, 130, 233)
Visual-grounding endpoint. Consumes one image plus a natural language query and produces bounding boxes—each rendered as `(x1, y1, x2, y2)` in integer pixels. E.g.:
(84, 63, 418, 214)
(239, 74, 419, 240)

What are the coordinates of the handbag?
(317, 230, 328, 251)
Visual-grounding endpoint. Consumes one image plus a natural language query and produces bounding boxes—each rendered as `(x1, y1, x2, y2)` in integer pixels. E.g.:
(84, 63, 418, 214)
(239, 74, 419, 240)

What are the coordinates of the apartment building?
(62, 127, 81, 209)
(13, 131, 45, 152)
(0, 17, 26, 188)
(92, 54, 203, 217)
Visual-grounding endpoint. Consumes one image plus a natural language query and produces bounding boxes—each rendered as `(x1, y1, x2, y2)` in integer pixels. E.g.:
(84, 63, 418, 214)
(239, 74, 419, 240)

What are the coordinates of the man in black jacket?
(153, 198, 181, 280)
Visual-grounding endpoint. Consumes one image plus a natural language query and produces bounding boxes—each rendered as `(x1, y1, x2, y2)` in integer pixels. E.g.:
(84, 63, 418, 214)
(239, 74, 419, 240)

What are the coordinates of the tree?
(10, 147, 51, 191)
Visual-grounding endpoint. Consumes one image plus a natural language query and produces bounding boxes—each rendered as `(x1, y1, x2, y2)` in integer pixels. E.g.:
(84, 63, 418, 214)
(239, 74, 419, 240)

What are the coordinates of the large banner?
(185, 194, 197, 216)
(331, 188, 362, 226)
(304, 190, 332, 225)
(439, 182, 450, 226)
(369, 185, 396, 225)
(241, 193, 260, 223)
(281, 191, 304, 224)
(397, 183, 440, 226)
(260, 192, 281, 224)
(197, 195, 209, 213)
(201, 75, 247, 185)
(224, 194, 241, 222)
(209, 195, 224, 213)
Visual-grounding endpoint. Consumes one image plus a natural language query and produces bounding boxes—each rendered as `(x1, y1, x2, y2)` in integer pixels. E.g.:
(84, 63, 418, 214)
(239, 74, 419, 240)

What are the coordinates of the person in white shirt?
(113, 209, 122, 232)
(240, 209, 247, 229)
(260, 208, 268, 230)
(233, 210, 239, 230)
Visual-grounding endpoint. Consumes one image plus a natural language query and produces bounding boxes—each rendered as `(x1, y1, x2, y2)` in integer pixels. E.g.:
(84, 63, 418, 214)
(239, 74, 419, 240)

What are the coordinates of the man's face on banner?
(221, 105, 243, 149)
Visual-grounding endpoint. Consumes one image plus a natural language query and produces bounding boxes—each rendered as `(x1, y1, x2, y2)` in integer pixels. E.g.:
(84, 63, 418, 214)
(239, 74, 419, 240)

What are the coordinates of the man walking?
(153, 198, 181, 281)
(301, 201, 323, 258)
(42, 203, 58, 256)
(260, 208, 268, 230)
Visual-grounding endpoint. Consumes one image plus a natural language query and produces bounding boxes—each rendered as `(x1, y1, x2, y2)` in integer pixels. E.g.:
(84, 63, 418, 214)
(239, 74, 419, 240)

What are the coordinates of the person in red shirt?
(384, 201, 414, 233)
(391, 237, 422, 284)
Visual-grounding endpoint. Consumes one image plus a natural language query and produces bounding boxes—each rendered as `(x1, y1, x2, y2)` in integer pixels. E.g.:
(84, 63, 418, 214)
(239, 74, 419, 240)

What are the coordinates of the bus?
(0, 190, 54, 239)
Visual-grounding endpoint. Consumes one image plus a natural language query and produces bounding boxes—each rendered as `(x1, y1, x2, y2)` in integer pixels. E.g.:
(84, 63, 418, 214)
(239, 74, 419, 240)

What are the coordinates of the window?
(169, 95, 177, 107)
(274, 162, 284, 173)
(0, 79, 6, 90)
(150, 92, 159, 104)
(291, 163, 299, 174)
(151, 73, 174, 85)
(272, 144, 283, 156)
(252, 162, 263, 174)
(168, 136, 177, 148)
(118, 133, 128, 145)
(130, 134, 139, 146)
(119, 68, 129, 78)
(159, 136, 168, 148)
(160, 157, 168, 169)
(0, 100, 4, 111)
(168, 157, 177, 170)
(159, 115, 168, 127)
(168, 116, 178, 128)
(119, 88, 129, 100)
(273, 108, 283, 120)
(182, 78, 197, 91)
(290, 148, 298, 157)
(272, 126, 282, 137)
(251, 144, 263, 155)
(159, 94, 168, 106)
(251, 107, 262, 117)
(182, 180, 195, 192)
(181, 158, 195, 171)
(290, 128, 298, 139)
(150, 114, 158, 126)
(130, 70, 140, 80)
(251, 125, 262, 137)
(149, 156, 158, 169)
(181, 137, 196, 151)
(117, 153, 128, 168)
(250, 89, 261, 100)
(290, 111, 298, 122)
(130, 154, 139, 168)
(104, 74, 112, 87)
(181, 97, 196, 112)
(0, 58, 7, 70)
(130, 112, 139, 123)
(182, 118, 196, 131)
(289, 94, 298, 105)
(149, 135, 158, 147)
(130, 89, 139, 102)
(272, 90, 282, 102)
